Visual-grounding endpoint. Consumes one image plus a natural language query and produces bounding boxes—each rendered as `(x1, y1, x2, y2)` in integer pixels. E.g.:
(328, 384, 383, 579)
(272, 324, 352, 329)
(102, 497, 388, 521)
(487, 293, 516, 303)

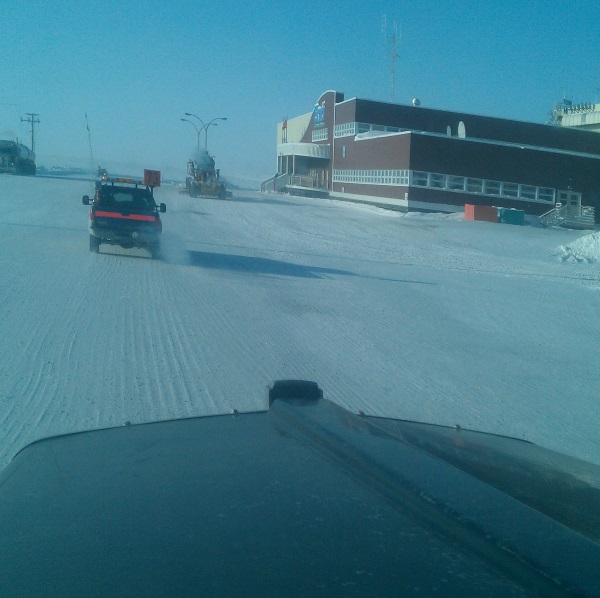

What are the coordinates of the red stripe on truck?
(94, 211, 157, 222)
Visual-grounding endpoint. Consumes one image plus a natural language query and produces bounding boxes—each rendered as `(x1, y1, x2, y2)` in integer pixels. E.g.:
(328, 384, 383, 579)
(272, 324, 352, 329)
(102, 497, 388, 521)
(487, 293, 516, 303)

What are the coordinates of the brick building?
(264, 90, 600, 218)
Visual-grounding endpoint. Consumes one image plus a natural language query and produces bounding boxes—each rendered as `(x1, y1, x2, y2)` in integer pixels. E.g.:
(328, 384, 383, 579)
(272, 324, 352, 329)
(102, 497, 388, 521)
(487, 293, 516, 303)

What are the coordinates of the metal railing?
(261, 174, 289, 193)
(539, 203, 567, 227)
(288, 175, 326, 189)
(260, 174, 328, 193)
(539, 203, 596, 229)
(260, 175, 275, 193)
(578, 205, 596, 225)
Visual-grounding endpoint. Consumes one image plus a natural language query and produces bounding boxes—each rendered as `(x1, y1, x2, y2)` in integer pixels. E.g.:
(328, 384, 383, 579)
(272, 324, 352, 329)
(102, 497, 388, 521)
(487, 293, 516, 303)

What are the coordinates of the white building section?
(551, 101, 600, 132)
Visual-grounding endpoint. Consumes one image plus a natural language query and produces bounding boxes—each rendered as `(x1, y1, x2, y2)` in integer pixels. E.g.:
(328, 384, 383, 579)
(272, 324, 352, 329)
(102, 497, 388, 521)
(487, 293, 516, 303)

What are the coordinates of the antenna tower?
(382, 16, 400, 102)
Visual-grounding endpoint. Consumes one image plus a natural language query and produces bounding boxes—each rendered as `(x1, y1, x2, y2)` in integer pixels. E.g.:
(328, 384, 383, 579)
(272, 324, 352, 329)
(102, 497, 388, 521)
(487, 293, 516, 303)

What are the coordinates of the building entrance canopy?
(277, 142, 330, 159)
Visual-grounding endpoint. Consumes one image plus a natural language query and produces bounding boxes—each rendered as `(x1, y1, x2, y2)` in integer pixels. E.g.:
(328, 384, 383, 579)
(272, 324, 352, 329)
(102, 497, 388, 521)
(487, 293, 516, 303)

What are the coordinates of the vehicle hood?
(0, 381, 598, 596)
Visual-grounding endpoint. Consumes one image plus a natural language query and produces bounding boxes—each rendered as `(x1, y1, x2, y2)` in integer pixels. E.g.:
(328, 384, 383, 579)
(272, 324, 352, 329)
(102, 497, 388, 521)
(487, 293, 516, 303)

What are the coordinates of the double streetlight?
(181, 113, 227, 150)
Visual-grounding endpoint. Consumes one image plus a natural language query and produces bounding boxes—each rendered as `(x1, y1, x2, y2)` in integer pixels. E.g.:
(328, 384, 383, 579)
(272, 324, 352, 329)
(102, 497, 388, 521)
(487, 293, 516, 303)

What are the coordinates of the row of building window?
(334, 122, 403, 138)
(333, 169, 410, 185)
(312, 128, 328, 141)
(332, 169, 556, 203)
(411, 171, 556, 203)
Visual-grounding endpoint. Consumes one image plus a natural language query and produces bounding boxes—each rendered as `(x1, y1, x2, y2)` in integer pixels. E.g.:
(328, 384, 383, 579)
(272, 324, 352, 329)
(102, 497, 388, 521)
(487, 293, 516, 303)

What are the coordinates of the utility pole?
(85, 113, 96, 178)
(382, 16, 400, 102)
(21, 112, 40, 154)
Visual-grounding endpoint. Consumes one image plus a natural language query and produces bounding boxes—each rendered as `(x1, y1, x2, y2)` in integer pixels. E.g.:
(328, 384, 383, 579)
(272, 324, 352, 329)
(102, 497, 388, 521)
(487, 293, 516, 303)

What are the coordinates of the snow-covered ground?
(1, 175, 599, 470)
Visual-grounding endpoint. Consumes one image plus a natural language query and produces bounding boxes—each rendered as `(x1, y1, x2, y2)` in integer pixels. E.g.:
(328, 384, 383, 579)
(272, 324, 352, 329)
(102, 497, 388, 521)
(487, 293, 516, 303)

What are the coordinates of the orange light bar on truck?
(112, 177, 141, 184)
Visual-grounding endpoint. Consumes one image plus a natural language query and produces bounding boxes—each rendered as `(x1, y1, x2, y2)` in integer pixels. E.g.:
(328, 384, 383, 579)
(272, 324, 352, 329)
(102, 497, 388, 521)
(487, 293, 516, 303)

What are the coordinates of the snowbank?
(556, 231, 600, 263)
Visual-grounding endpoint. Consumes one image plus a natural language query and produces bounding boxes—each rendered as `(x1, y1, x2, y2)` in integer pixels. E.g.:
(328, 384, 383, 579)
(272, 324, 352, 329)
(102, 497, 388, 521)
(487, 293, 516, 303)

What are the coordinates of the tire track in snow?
(149, 261, 270, 413)
(0, 246, 113, 464)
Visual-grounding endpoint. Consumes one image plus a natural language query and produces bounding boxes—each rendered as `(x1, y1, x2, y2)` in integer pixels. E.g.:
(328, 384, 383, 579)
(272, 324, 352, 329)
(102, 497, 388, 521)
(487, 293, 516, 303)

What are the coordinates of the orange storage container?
(464, 204, 498, 223)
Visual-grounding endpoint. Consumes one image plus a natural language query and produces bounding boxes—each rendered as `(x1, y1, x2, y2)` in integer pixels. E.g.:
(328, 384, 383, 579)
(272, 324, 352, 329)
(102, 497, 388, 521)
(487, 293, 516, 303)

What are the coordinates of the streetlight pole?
(202, 122, 218, 151)
(184, 113, 227, 150)
(180, 118, 200, 148)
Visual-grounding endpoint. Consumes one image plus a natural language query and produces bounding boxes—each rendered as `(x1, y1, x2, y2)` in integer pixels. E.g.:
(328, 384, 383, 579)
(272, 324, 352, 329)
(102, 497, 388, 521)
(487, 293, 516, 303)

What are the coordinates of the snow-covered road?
(1, 175, 599, 469)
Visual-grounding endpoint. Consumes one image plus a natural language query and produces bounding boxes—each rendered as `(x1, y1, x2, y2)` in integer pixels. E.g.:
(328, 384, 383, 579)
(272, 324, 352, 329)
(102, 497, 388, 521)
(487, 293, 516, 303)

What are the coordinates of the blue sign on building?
(313, 101, 325, 127)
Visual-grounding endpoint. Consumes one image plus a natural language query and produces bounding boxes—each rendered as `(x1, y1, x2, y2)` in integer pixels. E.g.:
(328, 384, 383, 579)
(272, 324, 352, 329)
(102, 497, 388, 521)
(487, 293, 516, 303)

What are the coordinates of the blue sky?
(2, 0, 599, 182)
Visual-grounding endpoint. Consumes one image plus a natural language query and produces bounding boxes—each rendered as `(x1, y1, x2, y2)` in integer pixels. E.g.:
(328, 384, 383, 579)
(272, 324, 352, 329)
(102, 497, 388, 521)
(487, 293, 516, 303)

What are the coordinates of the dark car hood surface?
(0, 382, 598, 597)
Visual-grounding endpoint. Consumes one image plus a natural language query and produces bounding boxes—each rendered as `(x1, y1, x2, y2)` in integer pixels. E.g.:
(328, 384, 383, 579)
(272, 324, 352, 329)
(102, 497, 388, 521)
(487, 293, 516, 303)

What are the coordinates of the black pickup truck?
(82, 177, 166, 258)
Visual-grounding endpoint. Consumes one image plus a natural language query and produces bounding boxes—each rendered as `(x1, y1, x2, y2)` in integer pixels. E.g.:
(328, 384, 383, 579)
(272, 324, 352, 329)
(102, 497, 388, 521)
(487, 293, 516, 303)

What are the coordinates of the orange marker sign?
(144, 169, 161, 187)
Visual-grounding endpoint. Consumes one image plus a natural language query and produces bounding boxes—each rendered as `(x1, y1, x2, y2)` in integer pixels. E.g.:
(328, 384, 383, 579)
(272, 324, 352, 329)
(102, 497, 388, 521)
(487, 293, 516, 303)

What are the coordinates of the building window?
(466, 178, 483, 193)
(502, 182, 519, 198)
(430, 173, 446, 189)
(448, 176, 465, 191)
(333, 169, 409, 186)
(333, 122, 405, 138)
(484, 180, 501, 195)
(340, 145, 346, 158)
(334, 123, 356, 137)
(412, 171, 428, 186)
(520, 185, 537, 200)
(538, 187, 555, 203)
(312, 128, 328, 142)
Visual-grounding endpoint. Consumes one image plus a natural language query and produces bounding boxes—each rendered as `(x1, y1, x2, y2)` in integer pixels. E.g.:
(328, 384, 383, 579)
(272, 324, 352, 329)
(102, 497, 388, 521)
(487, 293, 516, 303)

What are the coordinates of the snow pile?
(556, 231, 600, 263)
(402, 210, 464, 221)
(328, 199, 463, 220)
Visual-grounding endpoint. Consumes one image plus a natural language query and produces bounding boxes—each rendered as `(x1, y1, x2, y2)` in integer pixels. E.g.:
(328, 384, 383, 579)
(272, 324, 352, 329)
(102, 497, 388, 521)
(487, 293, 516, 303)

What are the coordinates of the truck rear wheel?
(150, 243, 161, 260)
(89, 235, 100, 253)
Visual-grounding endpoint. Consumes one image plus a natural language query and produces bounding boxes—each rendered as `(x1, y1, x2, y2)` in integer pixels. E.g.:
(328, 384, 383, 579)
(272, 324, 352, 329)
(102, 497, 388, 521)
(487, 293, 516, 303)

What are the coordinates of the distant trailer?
(0, 140, 36, 175)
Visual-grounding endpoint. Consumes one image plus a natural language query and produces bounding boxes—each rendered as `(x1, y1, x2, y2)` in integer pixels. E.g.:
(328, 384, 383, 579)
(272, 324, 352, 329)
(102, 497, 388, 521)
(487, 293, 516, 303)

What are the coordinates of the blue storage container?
(499, 208, 525, 225)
